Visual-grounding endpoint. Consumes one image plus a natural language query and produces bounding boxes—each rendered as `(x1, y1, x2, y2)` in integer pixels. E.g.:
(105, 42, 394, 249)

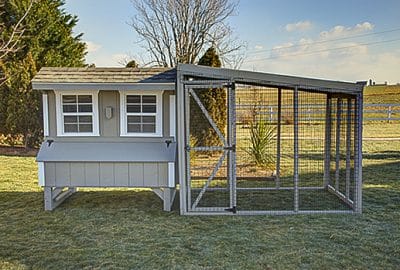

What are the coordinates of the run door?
(183, 82, 236, 214)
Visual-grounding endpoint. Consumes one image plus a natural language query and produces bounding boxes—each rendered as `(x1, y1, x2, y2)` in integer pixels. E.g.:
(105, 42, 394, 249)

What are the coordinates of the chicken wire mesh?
(184, 82, 359, 214)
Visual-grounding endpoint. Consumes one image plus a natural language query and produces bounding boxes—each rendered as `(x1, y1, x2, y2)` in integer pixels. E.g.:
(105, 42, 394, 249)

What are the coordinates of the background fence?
(236, 103, 400, 122)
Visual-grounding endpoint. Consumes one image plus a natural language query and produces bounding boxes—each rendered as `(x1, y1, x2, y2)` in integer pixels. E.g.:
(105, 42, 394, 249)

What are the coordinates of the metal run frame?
(176, 64, 364, 215)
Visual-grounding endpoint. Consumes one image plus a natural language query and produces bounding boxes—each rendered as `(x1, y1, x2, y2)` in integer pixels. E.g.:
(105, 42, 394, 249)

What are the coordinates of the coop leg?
(44, 187, 77, 211)
(44, 187, 53, 211)
(163, 188, 176, 211)
(152, 188, 176, 211)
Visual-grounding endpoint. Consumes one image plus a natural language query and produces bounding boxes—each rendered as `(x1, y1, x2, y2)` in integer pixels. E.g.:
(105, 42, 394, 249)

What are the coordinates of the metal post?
(388, 105, 392, 122)
(354, 93, 363, 213)
(276, 88, 282, 188)
(177, 75, 187, 215)
(293, 86, 299, 212)
(185, 86, 192, 211)
(345, 99, 352, 200)
(335, 98, 342, 191)
(227, 85, 233, 209)
(323, 95, 332, 188)
(230, 83, 237, 210)
(324, 94, 332, 188)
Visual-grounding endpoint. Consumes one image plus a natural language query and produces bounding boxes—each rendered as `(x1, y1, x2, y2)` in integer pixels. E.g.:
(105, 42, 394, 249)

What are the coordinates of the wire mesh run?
(183, 82, 360, 215)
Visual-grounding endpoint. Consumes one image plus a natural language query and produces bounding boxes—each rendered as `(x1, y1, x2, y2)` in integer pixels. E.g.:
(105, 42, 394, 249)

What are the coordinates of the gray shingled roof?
(32, 67, 176, 84)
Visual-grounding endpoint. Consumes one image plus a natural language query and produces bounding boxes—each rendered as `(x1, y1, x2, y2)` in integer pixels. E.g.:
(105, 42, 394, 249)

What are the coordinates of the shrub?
(246, 119, 276, 169)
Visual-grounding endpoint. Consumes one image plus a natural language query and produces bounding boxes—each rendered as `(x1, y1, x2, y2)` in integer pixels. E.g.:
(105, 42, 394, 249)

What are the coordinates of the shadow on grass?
(363, 150, 400, 160)
(0, 189, 178, 213)
(0, 146, 38, 157)
(0, 161, 399, 269)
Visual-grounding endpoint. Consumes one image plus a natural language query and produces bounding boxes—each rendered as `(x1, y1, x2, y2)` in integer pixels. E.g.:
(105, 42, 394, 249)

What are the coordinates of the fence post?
(269, 106, 273, 123)
(388, 105, 392, 123)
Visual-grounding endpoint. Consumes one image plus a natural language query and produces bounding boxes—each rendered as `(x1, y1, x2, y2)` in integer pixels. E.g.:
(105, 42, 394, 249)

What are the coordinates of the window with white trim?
(120, 91, 163, 137)
(55, 91, 99, 136)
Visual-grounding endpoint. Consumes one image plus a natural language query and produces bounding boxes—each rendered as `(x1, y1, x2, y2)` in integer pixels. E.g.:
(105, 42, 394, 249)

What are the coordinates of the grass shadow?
(0, 160, 399, 269)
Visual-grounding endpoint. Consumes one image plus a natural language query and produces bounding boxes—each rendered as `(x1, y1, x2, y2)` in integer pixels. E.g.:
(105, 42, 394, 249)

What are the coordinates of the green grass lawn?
(0, 138, 400, 269)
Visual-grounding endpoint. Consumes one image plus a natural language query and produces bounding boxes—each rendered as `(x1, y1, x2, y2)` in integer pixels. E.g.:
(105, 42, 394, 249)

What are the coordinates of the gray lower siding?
(44, 162, 171, 188)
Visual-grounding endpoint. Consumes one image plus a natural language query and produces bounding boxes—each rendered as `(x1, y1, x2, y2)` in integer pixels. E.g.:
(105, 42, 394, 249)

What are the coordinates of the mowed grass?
(1, 138, 400, 269)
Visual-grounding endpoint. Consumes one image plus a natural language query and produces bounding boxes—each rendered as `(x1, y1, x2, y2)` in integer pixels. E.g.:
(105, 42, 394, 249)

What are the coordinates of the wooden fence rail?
(236, 103, 400, 122)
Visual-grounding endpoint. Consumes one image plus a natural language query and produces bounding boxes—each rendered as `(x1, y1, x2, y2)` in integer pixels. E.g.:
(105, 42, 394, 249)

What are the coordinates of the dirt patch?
(0, 145, 38, 157)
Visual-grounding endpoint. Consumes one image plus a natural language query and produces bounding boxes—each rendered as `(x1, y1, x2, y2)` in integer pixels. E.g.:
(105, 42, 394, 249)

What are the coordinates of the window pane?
(127, 105, 141, 113)
(78, 115, 92, 123)
(62, 95, 76, 104)
(127, 116, 141, 123)
(64, 116, 77, 123)
(142, 105, 156, 113)
(78, 124, 93, 132)
(78, 95, 92, 103)
(63, 104, 77, 113)
(64, 123, 78, 133)
(142, 95, 156, 103)
(142, 124, 156, 133)
(78, 104, 92, 112)
(127, 95, 140, 103)
(127, 124, 141, 132)
(142, 116, 155, 123)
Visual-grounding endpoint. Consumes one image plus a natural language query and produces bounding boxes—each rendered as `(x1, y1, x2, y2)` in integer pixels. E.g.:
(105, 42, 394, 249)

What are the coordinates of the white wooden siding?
(38, 162, 45, 186)
(44, 162, 170, 187)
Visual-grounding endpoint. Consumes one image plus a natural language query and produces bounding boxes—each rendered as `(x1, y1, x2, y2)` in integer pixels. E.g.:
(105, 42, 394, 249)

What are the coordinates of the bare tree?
(0, 0, 33, 60)
(129, 0, 244, 67)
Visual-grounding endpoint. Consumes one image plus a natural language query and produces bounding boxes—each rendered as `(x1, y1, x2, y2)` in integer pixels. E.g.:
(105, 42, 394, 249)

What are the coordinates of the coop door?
(185, 82, 236, 213)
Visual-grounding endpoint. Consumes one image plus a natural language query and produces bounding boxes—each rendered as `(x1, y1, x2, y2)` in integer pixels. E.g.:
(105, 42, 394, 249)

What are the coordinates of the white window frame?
(55, 90, 100, 136)
(120, 91, 163, 137)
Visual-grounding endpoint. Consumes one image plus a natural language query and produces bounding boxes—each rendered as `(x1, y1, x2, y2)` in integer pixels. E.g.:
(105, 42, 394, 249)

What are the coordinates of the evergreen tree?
(126, 60, 139, 68)
(3, 53, 40, 147)
(190, 47, 227, 147)
(0, 0, 86, 147)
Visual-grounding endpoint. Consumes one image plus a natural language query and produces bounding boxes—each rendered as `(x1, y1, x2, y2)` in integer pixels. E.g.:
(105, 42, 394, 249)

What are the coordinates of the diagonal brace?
(189, 88, 227, 146)
(191, 151, 227, 209)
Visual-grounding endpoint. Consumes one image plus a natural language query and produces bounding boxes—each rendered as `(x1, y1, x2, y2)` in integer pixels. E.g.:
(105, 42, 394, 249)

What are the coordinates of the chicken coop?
(176, 64, 364, 215)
